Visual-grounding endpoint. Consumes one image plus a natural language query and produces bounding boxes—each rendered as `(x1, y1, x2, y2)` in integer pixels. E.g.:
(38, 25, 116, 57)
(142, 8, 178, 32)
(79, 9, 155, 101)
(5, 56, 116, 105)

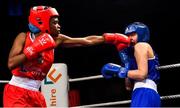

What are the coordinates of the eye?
(52, 19, 59, 25)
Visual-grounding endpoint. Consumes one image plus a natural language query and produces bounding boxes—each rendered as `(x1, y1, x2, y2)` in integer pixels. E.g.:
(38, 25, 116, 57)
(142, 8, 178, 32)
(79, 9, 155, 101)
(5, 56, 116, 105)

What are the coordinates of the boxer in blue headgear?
(124, 22, 150, 42)
(101, 22, 161, 107)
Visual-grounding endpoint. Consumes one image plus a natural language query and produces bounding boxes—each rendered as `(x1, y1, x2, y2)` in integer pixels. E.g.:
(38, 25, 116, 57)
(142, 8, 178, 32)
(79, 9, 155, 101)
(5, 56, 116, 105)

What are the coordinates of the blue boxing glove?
(101, 63, 128, 79)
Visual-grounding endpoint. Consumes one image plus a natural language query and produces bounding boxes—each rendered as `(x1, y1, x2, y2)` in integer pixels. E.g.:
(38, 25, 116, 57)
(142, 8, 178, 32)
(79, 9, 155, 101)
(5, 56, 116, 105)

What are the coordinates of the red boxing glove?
(103, 33, 131, 45)
(23, 33, 56, 60)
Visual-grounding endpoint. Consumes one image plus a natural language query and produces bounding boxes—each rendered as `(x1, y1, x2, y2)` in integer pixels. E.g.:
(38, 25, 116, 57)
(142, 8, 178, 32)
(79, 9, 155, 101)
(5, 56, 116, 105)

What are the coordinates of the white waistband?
(9, 75, 41, 91)
(133, 79, 157, 93)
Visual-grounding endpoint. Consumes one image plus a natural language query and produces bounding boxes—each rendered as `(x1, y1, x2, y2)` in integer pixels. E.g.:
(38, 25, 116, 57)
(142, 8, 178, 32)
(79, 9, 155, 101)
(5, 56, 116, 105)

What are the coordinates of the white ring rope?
(73, 94, 180, 107)
(0, 80, 9, 83)
(69, 75, 103, 82)
(156, 63, 180, 70)
(161, 94, 180, 100)
(75, 99, 131, 107)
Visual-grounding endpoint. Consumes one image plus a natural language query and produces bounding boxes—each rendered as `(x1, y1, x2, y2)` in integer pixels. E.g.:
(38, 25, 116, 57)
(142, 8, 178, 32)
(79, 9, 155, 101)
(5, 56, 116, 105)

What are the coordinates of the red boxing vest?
(12, 32, 54, 80)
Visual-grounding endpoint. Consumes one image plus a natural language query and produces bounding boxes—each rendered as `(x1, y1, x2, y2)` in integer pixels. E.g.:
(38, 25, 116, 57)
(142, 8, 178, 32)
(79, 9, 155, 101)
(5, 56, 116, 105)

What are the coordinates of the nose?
(58, 24, 61, 29)
(57, 24, 61, 32)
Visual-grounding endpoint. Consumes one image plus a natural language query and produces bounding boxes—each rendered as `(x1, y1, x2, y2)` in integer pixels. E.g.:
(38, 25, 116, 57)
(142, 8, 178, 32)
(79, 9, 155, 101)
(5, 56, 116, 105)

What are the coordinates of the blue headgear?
(28, 23, 41, 34)
(124, 22, 150, 42)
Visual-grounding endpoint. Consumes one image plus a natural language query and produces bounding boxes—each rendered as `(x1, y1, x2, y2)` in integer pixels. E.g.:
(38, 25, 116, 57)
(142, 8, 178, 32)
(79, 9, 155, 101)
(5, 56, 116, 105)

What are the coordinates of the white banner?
(41, 63, 69, 107)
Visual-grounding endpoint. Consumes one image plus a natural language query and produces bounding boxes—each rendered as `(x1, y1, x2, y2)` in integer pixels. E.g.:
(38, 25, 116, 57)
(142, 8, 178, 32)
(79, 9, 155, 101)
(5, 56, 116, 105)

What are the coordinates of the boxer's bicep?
(9, 32, 26, 58)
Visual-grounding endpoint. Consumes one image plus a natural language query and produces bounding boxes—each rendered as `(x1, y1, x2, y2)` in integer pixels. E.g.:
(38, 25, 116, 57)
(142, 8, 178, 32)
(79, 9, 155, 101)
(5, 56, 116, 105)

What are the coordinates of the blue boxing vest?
(118, 47, 160, 83)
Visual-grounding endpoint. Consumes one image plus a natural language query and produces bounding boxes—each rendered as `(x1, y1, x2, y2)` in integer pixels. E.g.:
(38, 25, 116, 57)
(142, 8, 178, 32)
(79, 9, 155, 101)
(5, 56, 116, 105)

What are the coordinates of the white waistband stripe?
(9, 75, 41, 91)
(133, 79, 157, 93)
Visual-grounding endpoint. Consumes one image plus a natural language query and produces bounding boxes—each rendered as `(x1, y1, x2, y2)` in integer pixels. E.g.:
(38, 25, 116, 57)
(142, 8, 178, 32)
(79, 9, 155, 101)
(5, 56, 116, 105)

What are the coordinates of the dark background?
(0, 0, 180, 107)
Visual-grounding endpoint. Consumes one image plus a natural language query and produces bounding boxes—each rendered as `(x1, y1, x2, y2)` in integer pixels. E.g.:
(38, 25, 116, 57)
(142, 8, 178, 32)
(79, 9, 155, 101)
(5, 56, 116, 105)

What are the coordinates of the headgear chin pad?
(28, 23, 41, 33)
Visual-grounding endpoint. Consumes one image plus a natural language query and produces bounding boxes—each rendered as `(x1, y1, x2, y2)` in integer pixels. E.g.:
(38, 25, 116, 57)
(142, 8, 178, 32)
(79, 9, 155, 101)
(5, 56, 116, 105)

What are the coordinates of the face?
(127, 32, 138, 44)
(49, 16, 61, 37)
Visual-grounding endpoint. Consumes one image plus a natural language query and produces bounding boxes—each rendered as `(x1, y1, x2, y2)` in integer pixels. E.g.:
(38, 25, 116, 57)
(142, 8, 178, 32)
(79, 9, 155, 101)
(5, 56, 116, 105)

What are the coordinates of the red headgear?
(29, 6, 59, 33)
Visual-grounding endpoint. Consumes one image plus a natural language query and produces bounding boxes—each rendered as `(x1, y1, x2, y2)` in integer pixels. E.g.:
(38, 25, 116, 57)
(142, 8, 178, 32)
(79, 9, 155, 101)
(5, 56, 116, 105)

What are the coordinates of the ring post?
(41, 63, 69, 107)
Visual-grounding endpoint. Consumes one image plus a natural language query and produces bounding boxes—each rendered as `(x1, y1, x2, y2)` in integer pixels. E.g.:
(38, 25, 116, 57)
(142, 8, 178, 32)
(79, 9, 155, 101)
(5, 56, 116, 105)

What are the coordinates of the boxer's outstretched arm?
(55, 34, 105, 47)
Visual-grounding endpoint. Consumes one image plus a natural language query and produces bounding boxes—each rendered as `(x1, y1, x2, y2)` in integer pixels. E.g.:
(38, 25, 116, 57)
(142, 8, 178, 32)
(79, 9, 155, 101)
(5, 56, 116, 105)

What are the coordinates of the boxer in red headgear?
(3, 5, 132, 107)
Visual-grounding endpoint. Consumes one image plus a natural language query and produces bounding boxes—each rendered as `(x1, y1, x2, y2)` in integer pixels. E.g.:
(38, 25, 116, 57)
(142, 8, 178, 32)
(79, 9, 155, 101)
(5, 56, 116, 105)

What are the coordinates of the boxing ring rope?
(69, 75, 103, 82)
(0, 80, 9, 83)
(156, 63, 180, 70)
(74, 94, 180, 107)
